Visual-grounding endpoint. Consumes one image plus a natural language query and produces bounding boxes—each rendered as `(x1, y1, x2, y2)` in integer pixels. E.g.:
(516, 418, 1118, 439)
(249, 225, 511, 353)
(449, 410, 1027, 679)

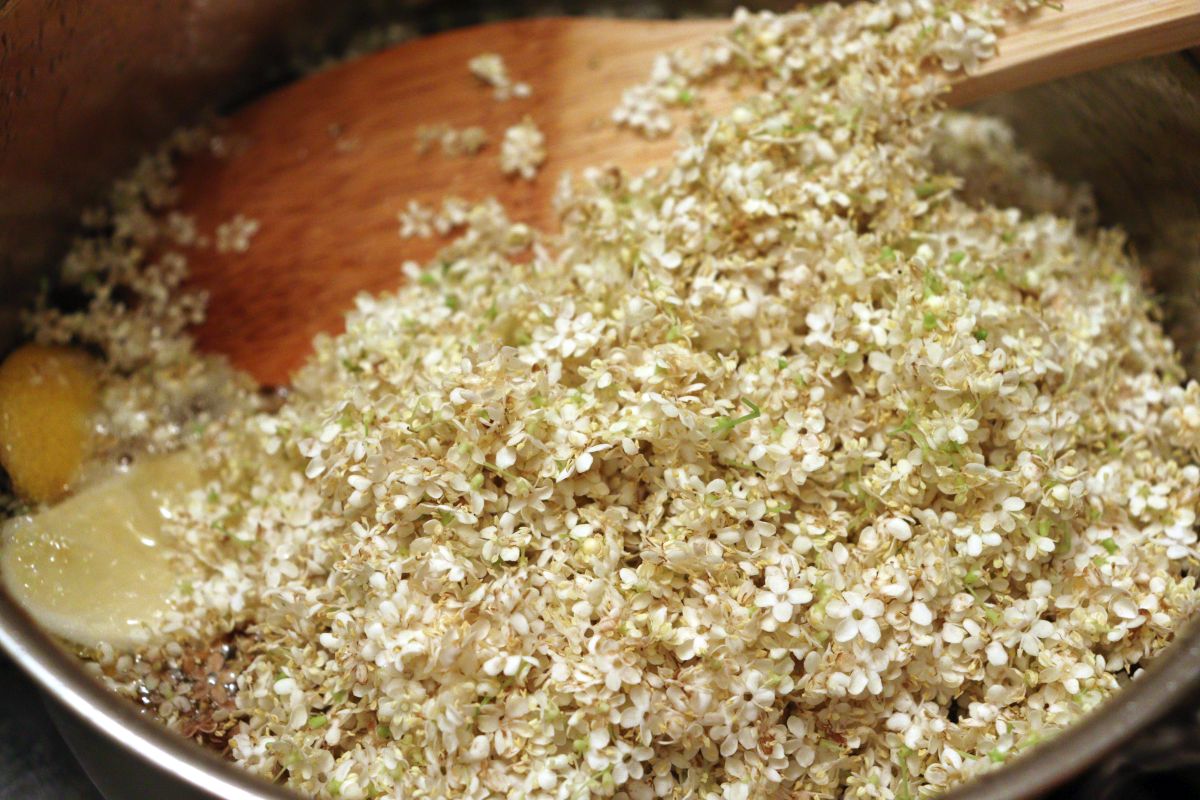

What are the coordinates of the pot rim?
(2, 581, 1199, 800)
(0, 590, 293, 800)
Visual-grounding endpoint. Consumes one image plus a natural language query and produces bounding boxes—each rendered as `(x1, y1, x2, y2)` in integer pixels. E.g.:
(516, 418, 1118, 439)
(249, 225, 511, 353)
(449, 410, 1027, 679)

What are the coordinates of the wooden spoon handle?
(950, 0, 1200, 104)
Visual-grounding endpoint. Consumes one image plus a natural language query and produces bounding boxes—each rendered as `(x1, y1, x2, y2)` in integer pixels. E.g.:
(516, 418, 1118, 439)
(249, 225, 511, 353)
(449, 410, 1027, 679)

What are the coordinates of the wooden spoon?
(177, 1, 1200, 385)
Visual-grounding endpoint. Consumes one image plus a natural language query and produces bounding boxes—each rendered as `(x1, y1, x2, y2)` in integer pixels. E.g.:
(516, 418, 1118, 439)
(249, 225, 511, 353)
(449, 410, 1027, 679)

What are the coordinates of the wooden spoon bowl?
(177, 4, 1200, 385)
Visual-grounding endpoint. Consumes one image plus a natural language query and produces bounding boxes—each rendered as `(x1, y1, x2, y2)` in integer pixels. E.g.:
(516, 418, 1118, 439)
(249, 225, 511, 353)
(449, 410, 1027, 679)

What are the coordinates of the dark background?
(0, 658, 100, 799)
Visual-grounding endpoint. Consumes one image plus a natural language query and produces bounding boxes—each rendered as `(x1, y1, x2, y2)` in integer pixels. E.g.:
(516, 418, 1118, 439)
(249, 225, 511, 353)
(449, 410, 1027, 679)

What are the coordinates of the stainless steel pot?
(2, 2, 1199, 799)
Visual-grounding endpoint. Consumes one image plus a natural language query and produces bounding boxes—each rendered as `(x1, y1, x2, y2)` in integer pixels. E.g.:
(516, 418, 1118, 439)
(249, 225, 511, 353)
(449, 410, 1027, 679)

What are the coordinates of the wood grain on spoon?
(180, 2, 1200, 385)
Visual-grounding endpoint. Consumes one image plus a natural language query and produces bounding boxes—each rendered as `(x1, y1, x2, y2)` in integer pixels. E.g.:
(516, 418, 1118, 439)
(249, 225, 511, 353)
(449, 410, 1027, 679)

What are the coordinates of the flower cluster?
(214, 213, 261, 254)
(468, 52, 532, 101)
(499, 116, 546, 181)
(20, 2, 1200, 800)
(415, 123, 489, 157)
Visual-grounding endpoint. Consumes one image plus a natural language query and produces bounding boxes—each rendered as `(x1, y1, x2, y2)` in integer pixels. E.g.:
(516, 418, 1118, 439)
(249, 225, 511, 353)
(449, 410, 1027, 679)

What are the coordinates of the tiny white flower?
(827, 591, 885, 644)
(911, 601, 933, 627)
(755, 567, 813, 630)
(881, 517, 913, 541)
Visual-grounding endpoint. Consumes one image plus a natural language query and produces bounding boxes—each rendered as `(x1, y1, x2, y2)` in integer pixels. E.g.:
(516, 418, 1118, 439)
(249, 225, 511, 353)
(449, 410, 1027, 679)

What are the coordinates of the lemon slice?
(1, 452, 202, 649)
(0, 344, 99, 504)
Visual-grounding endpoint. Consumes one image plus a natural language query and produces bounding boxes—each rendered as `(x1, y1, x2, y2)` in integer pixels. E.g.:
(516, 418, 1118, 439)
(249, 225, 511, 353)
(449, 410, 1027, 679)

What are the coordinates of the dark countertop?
(0, 656, 101, 800)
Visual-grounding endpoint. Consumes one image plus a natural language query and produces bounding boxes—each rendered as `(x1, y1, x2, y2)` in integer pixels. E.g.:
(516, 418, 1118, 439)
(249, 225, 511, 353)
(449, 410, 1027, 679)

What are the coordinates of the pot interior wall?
(976, 54, 1200, 377)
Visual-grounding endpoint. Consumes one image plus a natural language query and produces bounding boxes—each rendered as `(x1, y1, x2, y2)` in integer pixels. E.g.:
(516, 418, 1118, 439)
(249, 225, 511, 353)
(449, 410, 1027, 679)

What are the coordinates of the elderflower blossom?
(468, 52, 531, 100)
(415, 122, 488, 156)
(827, 591, 886, 644)
(15, 3, 1200, 800)
(499, 116, 545, 181)
(213, 213, 260, 253)
(755, 567, 813, 630)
